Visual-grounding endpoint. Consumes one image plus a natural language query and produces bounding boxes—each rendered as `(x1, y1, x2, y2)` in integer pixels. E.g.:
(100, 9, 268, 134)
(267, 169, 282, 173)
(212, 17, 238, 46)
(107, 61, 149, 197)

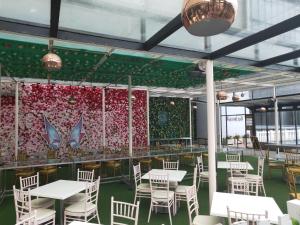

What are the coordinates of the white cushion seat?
(65, 202, 97, 215)
(193, 215, 223, 225)
(65, 193, 86, 204)
(137, 183, 150, 192)
(175, 185, 189, 194)
(30, 197, 55, 209)
(19, 208, 55, 224)
(152, 190, 174, 201)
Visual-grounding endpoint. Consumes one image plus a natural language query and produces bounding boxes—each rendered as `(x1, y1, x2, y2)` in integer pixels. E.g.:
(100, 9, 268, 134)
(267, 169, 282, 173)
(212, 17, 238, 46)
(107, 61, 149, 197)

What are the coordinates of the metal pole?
(189, 98, 192, 147)
(274, 86, 279, 156)
(15, 82, 19, 161)
(102, 88, 106, 148)
(128, 76, 133, 157)
(217, 100, 222, 151)
(147, 90, 150, 146)
(206, 60, 217, 206)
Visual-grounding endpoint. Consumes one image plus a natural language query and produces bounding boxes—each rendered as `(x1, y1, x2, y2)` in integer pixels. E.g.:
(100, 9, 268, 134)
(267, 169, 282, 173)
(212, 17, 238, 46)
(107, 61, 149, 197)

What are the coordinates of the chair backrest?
(20, 172, 39, 190)
(286, 153, 300, 165)
(185, 185, 199, 225)
(84, 176, 100, 210)
(149, 173, 169, 200)
(197, 156, 205, 172)
(133, 163, 142, 188)
(226, 154, 241, 162)
(77, 168, 94, 182)
(15, 211, 37, 225)
(163, 160, 179, 170)
(257, 157, 265, 177)
(231, 179, 249, 195)
(287, 170, 298, 199)
(193, 166, 197, 186)
(227, 206, 268, 225)
(13, 186, 32, 222)
(229, 162, 248, 177)
(110, 196, 140, 225)
(278, 214, 293, 225)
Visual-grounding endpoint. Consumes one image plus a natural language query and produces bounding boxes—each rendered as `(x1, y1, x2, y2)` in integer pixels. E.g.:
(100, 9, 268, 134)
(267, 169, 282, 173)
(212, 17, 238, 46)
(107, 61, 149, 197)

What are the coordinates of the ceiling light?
(170, 101, 175, 105)
(216, 90, 228, 100)
(42, 40, 62, 71)
(182, 0, 238, 36)
(257, 107, 267, 112)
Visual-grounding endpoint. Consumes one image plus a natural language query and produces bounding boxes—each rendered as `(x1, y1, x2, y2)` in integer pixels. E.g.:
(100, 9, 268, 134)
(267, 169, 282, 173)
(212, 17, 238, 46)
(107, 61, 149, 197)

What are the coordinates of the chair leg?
(261, 182, 266, 196)
(134, 192, 137, 204)
(96, 209, 101, 225)
(197, 176, 201, 191)
(147, 202, 152, 223)
(168, 205, 173, 225)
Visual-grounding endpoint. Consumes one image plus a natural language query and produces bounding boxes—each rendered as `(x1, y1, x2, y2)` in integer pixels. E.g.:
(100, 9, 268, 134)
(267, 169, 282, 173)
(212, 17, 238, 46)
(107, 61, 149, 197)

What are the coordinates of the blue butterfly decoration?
(69, 115, 85, 150)
(42, 115, 61, 150)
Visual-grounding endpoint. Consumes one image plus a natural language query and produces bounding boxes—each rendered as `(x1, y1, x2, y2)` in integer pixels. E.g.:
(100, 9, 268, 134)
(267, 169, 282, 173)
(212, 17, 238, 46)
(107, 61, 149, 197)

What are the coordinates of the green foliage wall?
(150, 97, 190, 139)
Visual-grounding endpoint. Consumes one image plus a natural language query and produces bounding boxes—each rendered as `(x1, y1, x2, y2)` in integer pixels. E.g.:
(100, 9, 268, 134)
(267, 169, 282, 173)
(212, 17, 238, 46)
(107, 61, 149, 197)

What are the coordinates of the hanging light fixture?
(216, 90, 228, 100)
(257, 106, 267, 112)
(170, 101, 175, 105)
(131, 95, 136, 101)
(232, 92, 240, 101)
(42, 40, 62, 71)
(193, 105, 198, 109)
(182, 0, 238, 36)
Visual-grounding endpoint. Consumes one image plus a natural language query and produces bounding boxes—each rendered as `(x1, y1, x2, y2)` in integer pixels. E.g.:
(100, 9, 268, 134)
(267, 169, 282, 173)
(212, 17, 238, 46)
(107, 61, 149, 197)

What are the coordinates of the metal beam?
(254, 49, 300, 67)
(50, 0, 61, 38)
(205, 14, 300, 60)
(143, 14, 182, 51)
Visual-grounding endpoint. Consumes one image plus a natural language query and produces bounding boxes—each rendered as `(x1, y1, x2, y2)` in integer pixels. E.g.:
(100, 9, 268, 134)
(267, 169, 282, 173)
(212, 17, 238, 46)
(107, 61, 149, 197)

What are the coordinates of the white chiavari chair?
(13, 186, 56, 225)
(163, 160, 179, 189)
(111, 196, 140, 225)
(163, 160, 179, 170)
(196, 155, 209, 190)
(15, 211, 37, 225)
(20, 172, 54, 209)
(148, 173, 175, 225)
(175, 166, 197, 204)
(246, 157, 266, 196)
(228, 162, 248, 193)
(133, 163, 150, 204)
(227, 206, 268, 225)
(186, 185, 223, 225)
(65, 169, 95, 204)
(64, 177, 101, 225)
(226, 154, 241, 162)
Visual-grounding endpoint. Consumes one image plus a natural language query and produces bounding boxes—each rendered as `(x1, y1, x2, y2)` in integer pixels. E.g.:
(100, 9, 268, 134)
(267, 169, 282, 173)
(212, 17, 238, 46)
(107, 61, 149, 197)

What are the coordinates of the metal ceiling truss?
(50, 0, 61, 38)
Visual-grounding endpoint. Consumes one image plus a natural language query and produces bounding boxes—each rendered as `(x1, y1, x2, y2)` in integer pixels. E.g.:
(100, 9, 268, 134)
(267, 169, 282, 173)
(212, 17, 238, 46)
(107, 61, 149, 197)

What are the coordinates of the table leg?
(60, 200, 64, 225)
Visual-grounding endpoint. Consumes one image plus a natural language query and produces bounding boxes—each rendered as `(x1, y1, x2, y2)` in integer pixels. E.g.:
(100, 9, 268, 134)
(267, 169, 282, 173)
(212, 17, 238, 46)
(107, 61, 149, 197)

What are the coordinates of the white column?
(15, 82, 19, 161)
(189, 98, 192, 146)
(102, 88, 106, 147)
(206, 60, 217, 206)
(147, 90, 150, 146)
(274, 86, 279, 155)
(128, 76, 133, 157)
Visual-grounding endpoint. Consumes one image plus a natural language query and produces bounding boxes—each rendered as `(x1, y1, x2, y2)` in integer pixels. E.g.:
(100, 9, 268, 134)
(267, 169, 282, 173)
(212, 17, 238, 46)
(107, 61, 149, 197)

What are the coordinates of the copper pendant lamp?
(182, 0, 238, 36)
(42, 40, 62, 71)
(216, 90, 227, 100)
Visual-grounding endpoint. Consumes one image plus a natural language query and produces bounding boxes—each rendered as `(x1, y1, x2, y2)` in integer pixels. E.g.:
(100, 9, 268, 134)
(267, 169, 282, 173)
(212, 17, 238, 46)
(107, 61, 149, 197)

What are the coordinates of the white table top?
(30, 180, 87, 200)
(217, 161, 254, 170)
(69, 222, 99, 225)
(141, 169, 187, 182)
(210, 192, 283, 224)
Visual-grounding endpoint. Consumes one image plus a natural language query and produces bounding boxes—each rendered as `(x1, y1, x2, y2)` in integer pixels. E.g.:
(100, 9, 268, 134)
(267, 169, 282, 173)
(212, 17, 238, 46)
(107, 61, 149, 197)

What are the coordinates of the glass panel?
(0, 0, 50, 25)
(280, 111, 296, 144)
(296, 111, 300, 145)
(267, 111, 276, 143)
(221, 116, 227, 145)
(226, 115, 246, 147)
(255, 113, 267, 143)
(226, 106, 245, 115)
(60, 0, 181, 41)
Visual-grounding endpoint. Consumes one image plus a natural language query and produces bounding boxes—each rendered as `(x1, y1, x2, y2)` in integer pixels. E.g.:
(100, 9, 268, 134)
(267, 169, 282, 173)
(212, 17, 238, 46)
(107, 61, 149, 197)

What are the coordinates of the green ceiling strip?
(0, 38, 255, 88)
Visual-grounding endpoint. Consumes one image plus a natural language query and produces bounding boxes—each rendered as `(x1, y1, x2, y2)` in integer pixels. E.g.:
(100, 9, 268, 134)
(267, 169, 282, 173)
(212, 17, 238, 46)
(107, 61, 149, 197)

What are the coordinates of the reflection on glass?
(280, 111, 295, 144)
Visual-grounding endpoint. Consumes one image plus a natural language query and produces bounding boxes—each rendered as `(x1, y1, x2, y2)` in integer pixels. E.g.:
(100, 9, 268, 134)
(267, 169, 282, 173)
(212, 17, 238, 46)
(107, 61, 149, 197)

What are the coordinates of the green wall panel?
(150, 97, 190, 139)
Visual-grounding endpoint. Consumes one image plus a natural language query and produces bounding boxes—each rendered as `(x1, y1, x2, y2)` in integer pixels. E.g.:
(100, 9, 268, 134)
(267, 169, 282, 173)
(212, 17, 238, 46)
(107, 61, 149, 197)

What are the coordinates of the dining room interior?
(0, 0, 299, 225)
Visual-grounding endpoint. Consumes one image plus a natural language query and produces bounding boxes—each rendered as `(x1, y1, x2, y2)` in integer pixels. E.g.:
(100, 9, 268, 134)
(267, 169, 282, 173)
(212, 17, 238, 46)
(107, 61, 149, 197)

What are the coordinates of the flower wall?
(0, 84, 148, 159)
(0, 96, 15, 160)
(149, 97, 190, 139)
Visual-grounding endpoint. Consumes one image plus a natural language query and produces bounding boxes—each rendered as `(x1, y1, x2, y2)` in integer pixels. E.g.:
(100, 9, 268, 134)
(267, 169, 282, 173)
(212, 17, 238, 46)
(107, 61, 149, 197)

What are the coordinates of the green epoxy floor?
(0, 154, 290, 225)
